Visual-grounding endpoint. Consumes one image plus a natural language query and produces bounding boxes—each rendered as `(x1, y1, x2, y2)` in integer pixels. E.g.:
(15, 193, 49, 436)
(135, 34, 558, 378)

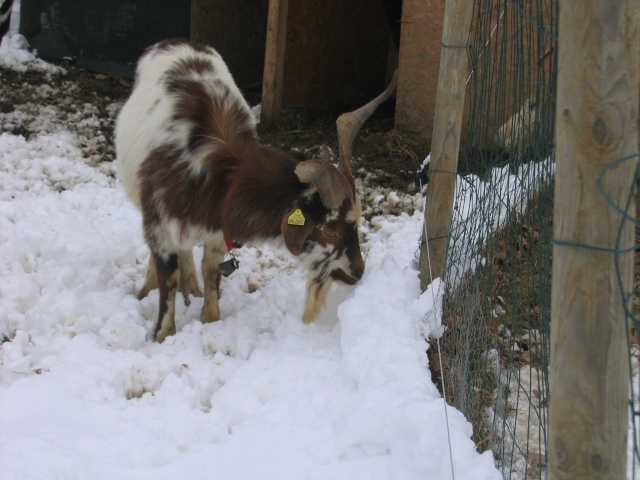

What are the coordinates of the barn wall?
(190, 0, 269, 95)
(395, 0, 448, 144)
(281, 0, 391, 109)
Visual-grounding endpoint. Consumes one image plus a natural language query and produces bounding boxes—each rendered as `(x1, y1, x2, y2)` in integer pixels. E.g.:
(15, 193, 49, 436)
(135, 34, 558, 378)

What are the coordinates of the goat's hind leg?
(200, 242, 227, 324)
(153, 252, 180, 342)
(178, 249, 203, 305)
(137, 251, 202, 305)
(137, 255, 158, 300)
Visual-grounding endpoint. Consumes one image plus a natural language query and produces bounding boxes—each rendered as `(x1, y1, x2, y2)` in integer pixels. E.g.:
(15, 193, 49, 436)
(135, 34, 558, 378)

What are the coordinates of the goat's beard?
(301, 278, 334, 323)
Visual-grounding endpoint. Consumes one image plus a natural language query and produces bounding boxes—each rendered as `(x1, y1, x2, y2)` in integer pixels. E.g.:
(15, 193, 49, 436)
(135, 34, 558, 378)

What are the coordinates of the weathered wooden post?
(261, 0, 289, 126)
(418, 0, 474, 289)
(549, 0, 639, 478)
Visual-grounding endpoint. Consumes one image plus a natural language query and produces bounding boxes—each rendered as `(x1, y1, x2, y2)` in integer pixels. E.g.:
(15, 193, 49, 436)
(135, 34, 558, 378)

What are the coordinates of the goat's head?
(280, 71, 398, 323)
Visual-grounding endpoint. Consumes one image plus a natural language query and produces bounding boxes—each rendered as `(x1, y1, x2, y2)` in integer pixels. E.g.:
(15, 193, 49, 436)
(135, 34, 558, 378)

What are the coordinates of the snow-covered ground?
(0, 36, 501, 479)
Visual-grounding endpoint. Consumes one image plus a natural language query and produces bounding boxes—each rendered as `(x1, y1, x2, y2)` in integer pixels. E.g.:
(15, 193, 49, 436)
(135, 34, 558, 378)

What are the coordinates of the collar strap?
(223, 233, 235, 251)
(222, 180, 241, 252)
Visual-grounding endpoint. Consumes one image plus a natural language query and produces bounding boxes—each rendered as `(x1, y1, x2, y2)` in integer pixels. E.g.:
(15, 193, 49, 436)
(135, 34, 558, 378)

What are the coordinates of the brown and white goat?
(115, 39, 397, 342)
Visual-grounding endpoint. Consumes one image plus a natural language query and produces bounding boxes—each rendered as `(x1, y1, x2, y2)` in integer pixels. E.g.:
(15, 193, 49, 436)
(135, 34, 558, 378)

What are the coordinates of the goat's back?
(115, 39, 257, 208)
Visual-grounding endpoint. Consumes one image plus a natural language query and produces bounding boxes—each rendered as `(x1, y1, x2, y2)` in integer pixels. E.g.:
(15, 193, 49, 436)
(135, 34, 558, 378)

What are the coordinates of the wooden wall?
(192, 0, 452, 147)
(191, 0, 269, 93)
(395, 0, 450, 144)
(280, 0, 390, 109)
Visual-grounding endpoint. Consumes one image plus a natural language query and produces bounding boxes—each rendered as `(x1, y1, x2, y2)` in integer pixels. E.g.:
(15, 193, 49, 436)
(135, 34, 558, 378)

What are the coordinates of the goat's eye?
(323, 228, 337, 237)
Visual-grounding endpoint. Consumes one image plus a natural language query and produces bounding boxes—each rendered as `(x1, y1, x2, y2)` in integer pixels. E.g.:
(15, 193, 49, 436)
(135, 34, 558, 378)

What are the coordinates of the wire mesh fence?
(616, 152, 640, 479)
(428, 0, 640, 477)
(427, 0, 558, 477)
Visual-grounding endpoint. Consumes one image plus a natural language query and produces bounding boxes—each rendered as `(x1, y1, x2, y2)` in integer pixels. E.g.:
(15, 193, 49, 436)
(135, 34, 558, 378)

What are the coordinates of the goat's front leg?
(200, 242, 227, 324)
(153, 252, 180, 342)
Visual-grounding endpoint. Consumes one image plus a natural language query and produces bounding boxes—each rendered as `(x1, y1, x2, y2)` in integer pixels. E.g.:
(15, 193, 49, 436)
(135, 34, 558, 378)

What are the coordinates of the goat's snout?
(352, 263, 365, 280)
(350, 256, 365, 280)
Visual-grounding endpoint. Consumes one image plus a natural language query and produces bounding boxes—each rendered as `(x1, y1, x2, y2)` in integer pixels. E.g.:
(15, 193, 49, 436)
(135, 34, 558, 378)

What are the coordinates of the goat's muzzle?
(330, 258, 365, 285)
(301, 253, 365, 324)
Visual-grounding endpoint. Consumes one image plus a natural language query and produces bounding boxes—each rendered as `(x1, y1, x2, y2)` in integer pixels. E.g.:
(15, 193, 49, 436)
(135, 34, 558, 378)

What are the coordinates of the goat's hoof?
(200, 310, 220, 325)
(154, 326, 176, 343)
(200, 316, 220, 325)
(136, 288, 151, 301)
(181, 285, 203, 306)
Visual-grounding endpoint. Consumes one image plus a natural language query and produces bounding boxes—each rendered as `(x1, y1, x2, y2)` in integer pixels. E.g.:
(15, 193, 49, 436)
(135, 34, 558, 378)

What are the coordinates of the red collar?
(222, 180, 241, 251)
(224, 233, 236, 252)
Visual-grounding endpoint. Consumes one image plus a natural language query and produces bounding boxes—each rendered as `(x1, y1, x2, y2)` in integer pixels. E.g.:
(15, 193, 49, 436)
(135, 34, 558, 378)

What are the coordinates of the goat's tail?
(176, 84, 257, 158)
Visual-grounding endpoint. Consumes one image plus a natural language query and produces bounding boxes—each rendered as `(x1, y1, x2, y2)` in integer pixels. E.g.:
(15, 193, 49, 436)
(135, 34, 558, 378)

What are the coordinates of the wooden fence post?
(549, 0, 639, 478)
(261, 0, 289, 127)
(419, 0, 473, 290)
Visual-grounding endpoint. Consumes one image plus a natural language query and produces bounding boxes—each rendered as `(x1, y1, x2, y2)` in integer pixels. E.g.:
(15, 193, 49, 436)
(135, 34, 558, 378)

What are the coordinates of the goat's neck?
(221, 145, 311, 243)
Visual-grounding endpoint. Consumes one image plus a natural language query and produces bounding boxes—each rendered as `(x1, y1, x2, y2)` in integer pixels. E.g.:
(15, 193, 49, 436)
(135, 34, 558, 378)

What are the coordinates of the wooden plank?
(418, 0, 473, 289)
(261, 0, 289, 126)
(549, 0, 638, 477)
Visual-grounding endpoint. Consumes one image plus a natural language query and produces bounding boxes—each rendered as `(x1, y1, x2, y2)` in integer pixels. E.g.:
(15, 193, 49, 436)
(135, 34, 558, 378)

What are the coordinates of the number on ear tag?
(287, 209, 306, 226)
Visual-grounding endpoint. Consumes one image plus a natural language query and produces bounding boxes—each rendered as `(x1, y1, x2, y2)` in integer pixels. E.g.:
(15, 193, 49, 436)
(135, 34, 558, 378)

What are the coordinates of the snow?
(0, 35, 501, 479)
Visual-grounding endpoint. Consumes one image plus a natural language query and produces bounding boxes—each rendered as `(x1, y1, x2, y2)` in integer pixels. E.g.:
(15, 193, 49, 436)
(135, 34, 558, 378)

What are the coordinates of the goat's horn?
(294, 147, 351, 209)
(336, 69, 399, 194)
(294, 146, 332, 184)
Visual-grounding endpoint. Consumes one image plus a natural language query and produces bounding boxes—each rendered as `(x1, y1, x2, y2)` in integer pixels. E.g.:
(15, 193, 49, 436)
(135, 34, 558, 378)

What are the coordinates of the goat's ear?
(281, 208, 315, 256)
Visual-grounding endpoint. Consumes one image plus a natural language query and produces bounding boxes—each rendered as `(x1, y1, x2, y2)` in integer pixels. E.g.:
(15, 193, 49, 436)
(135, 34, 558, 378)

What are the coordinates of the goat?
(115, 39, 397, 342)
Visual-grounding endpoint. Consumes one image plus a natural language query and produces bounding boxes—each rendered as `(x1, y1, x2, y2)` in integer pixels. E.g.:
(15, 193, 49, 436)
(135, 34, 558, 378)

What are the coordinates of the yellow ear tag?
(287, 209, 306, 226)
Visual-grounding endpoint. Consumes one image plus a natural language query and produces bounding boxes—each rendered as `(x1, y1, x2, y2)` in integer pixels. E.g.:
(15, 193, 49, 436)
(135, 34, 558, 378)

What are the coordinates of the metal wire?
(418, 176, 456, 480)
